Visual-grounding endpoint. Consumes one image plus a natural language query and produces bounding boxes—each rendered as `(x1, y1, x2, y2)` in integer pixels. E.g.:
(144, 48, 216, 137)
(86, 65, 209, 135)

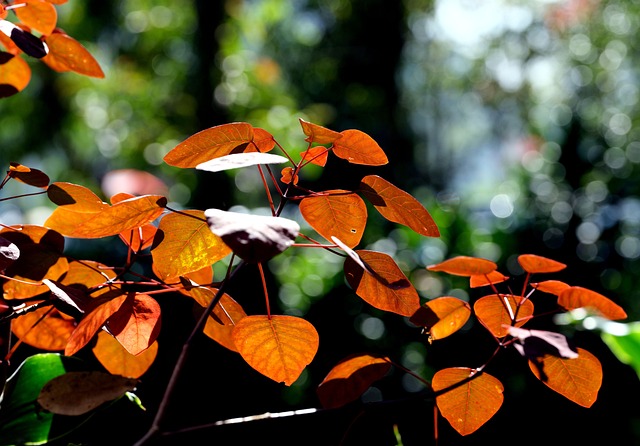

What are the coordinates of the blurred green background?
(2, 0, 640, 444)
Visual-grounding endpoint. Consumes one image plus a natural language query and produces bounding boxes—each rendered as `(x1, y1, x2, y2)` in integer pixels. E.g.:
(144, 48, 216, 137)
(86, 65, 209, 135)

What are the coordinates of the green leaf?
(601, 321, 640, 380)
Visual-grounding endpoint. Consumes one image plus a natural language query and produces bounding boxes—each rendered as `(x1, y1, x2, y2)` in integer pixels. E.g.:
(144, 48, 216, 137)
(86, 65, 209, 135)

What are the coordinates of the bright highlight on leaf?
(196, 152, 288, 172)
(433, 368, 504, 436)
(317, 354, 391, 409)
(410, 296, 471, 341)
(474, 294, 534, 338)
(558, 286, 627, 320)
(232, 315, 319, 386)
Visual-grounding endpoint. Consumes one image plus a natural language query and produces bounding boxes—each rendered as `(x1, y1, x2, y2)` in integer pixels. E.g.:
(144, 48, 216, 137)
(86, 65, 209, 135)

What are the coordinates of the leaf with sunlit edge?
(299, 191, 367, 249)
(427, 256, 497, 277)
(344, 250, 420, 317)
(410, 296, 471, 341)
(433, 368, 504, 436)
(359, 175, 439, 237)
(528, 347, 602, 407)
(232, 315, 319, 385)
(107, 293, 162, 356)
(317, 354, 391, 409)
(474, 294, 534, 338)
(196, 152, 288, 172)
(558, 286, 627, 320)
(9, 162, 49, 188)
(518, 254, 566, 274)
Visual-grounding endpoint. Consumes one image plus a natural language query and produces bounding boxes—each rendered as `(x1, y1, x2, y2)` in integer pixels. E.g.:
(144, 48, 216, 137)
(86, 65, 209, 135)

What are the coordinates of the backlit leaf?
(193, 287, 247, 352)
(518, 254, 566, 274)
(299, 118, 342, 145)
(163, 122, 254, 168)
(196, 152, 288, 172)
(151, 210, 231, 281)
(332, 129, 388, 166)
(46, 182, 107, 211)
(59, 259, 117, 298)
(531, 280, 570, 296)
(474, 294, 534, 338)
(280, 166, 299, 185)
(42, 31, 104, 77)
(317, 354, 391, 409)
(470, 270, 509, 288)
(359, 175, 439, 237)
(528, 347, 602, 407)
(251, 127, 276, 152)
(205, 209, 299, 263)
(65, 292, 127, 356)
(0, 51, 31, 97)
(433, 368, 504, 436)
(410, 296, 471, 341)
(8, 162, 49, 187)
(300, 146, 329, 167)
(119, 223, 157, 252)
(299, 191, 367, 248)
(12, 307, 74, 351)
(107, 293, 161, 356)
(0, 225, 68, 299)
(232, 315, 319, 385)
(558, 286, 627, 320)
(93, 331, 158, 379)
(344, 250, 420, 317)
(427, 256, 497, 277)
(14, 0, 57, 35)
(37, 371, 138, 416)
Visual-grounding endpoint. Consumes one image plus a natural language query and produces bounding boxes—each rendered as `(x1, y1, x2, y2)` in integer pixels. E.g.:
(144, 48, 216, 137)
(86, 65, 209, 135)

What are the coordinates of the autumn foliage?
(0, 2, 631, 445)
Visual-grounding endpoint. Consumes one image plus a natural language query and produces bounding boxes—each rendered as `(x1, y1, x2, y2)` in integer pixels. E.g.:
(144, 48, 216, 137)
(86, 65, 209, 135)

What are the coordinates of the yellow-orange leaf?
(232, 315, 319, 386)
(0, 51, 31, 97)
(558, 286, 627, 320)
(332, 129, 388, 166)
(65, 292, 127, 356)
(528, 347, 602, 407)
(344, 250, 420, 317)
(47, 182, 108, 212)
(474, 294, 534, 338)
(0, 224, 68, 299)
(299, 118, 343, 145)
(299, 191, 367, 248)
(151, 210, 231, 281)
(9, 162, 49, 187)
(60, 260, 117, 298)
(410, 296, 471, 341)
(470, 270, 509, 288)
(531, 280, 570, 296)
(433, 368, 504, 436)
(359, 175, 439, 237)
(163, 122, 254, 168)
(42, 31, 104, 77)
(427, 256, 497, 277)
(107, 293, 161, 356)
(12, 307, 73, 351)
(119, 223, 157, 252)
(518, 254, 566, 274)
(15, 0, 57, 35)
(93, 331, 158, 379)
(317, 354, 391, 409)
(193, 287, 247, 352)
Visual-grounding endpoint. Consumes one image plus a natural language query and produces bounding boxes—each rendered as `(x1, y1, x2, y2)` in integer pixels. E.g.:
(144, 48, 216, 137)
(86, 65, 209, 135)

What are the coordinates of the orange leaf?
(107, 293, 161, 356)
(60, 259, 117, 298)
(12, 307, 74, 350)
(427, 256, 497, 277)
(474, 294, 534, 338)
(232, 315, 319, 385)
(528, 347, 602, 407)
(163, 122, 255, 168)
(251, 127, 276, 152)
(151, 210, 231, 281)
(344, 250, 420, 317)
(8, 162, 49, 187)
(0, 51, 30, 97)
(47, 181, 108, 212)
(433, 368, 504, 436)
(300, 146, 329, 167)
(14, 0, 57, 35)
(317, 354, 391, 409)
(558, 286, 627, 320)
(518, 254, 566, 274)
(195, 152, 288, 173)
(119, 223, 157, 252)
(0, 32, 20, 55)
(410, 296, 471, 341)
(359, 175, 439, 237)
(531, 280, 570, 296)
(93, 331, 158, 379)
(192, 287, 247, 352)
(280, 166, 299, 185)
(299, 118, 342, 145)
(332, 129, 388, 166)
(470, 270, 509, 288)
(43, 0, 68, 4)
(0, 224, 68, 299)
(64, 292, 127, 356)
(299, 191, 367, 249)
(41, 30, 104, 77)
